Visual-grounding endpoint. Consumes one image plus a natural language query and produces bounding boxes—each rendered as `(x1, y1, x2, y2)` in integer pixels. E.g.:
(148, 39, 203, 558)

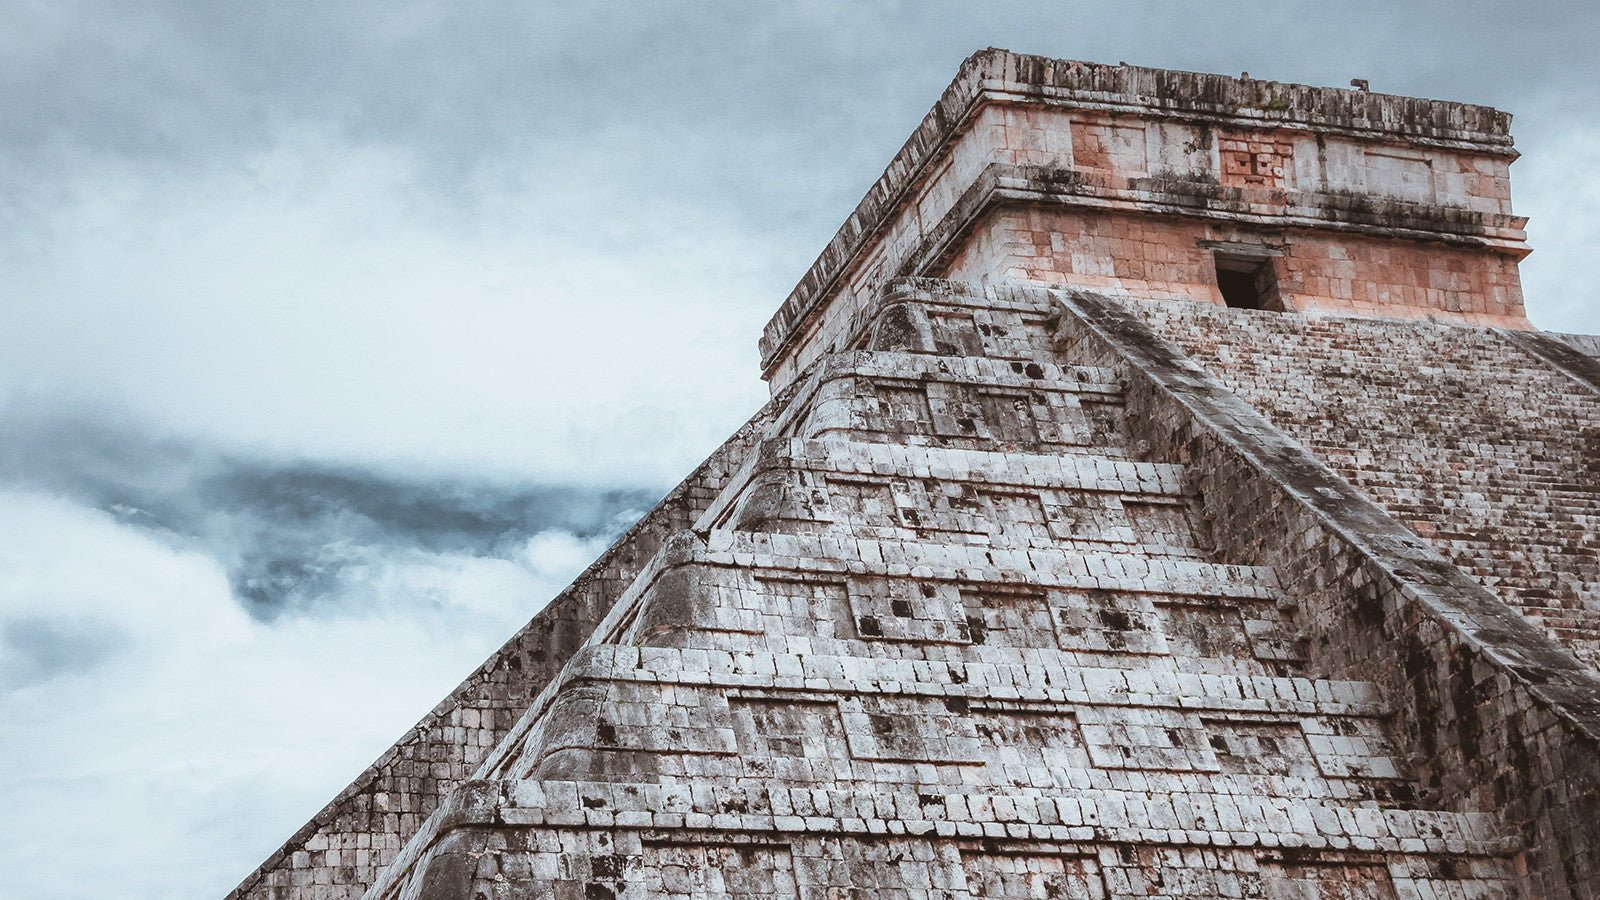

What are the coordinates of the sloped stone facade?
(231, 50, 1600, 900)
(365, 280, 1572, 900)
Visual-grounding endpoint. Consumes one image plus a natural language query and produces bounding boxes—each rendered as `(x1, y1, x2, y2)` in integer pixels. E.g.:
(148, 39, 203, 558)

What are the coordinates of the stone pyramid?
(230, 51, 1600, 900)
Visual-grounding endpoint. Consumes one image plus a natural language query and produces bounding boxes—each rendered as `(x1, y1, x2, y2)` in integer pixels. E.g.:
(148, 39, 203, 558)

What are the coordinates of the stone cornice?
(924, 163, 1527, 276)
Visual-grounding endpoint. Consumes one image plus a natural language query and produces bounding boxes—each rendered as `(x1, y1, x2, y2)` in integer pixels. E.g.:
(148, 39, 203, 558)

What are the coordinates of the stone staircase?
(367, 283, 1522, 899)
(1124, 298, 1600, 672)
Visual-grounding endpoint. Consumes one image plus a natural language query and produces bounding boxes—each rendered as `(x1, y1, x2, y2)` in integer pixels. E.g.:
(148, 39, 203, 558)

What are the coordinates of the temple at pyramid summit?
(229, 50, 1600, 899)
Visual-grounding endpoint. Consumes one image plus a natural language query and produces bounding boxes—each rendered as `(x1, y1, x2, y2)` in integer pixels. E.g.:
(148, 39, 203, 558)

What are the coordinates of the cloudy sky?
(2, 3, 1597, 898)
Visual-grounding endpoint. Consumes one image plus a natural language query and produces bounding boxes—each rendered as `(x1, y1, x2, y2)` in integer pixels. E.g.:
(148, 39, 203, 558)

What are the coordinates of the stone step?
(584, 529, 1285, 645)
(602, 533, 1302, 670)
(752, 437, 1183, 492)
(845, 277, 1059, 365)
(367, 781, 1518, 900)
(718, 438, 1204, 554)
(455, 779, 1517, 858)
(548, 645, 1385, 716)
(490, 647, 1414, 802)
(797, 349, 1129, 455)
(699, 529, 1270, 596)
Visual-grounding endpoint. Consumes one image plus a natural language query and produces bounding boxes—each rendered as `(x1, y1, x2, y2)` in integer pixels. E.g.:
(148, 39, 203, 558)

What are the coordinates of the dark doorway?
(1214, 253, 1283, 311)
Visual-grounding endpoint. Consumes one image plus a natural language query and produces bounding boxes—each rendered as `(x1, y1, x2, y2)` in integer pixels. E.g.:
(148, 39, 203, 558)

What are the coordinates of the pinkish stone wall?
(940, 206, 1530, 327)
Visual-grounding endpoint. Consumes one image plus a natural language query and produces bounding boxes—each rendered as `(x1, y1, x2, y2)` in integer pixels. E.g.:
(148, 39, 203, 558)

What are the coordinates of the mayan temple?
(229, 50, 1600, 900)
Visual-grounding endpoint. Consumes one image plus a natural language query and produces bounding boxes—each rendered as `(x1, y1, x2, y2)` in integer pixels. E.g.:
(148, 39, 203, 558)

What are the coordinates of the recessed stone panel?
(1041, 491, 1135, 544)
(1204, 717, 1321, 778)
(976, 388, 1046, 446)
(1077, 706, 1220, 772)
(1258, 860, 1397, 900)
(971, 709, 1092, 787)
(1122, 499, 1201, 552)
(1157, 602, 1256, 661)
(960, 850, 1105, 900)
(1052, 590, 1169, 656)
(871, 384, 937, 436)
(847, 577, 971, 644)
(731, 698, 850, 782)
(840, 696, 984, 764)
(960, 585, 1056, 648)
(930, 310, 986, 357)
(634, 843, 800, 900)
(756, 576, 854, 642)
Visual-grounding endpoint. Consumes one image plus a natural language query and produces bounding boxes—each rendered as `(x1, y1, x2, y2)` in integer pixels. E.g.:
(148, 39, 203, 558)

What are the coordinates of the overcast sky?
(2, 3, 1597, 898)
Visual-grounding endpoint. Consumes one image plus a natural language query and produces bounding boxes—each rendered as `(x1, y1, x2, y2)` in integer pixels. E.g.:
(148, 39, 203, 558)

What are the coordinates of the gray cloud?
(0, 426, 644, 898)
(0, 409, 654, 621)
(0, 614, 128, 689)
(8, 3, 1590, 231)
(206, 464, 650, 618)
(3, 4, 1594, 372)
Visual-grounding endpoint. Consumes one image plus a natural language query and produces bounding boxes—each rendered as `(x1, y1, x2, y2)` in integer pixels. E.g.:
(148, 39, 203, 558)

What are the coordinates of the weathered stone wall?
(1054, 286, 1600, 898)
(225, 400, 778, 900)
(1503, 329, 1600, 395)
(1060, 106, 1516, 214)
(1116, 300, 1600, 669)
(941, 206, 1528, 326)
